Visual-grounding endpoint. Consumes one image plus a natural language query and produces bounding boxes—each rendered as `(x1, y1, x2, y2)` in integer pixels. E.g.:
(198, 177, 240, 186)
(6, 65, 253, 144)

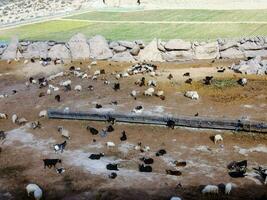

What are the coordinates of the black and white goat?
(54, 141, 67, 153)
(139, 164, 152, 172)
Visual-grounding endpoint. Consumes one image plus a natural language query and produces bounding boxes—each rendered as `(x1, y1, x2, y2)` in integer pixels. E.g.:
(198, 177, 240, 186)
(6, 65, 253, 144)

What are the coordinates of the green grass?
(67, 9, 267, 22)
(1, 9, 267, 42)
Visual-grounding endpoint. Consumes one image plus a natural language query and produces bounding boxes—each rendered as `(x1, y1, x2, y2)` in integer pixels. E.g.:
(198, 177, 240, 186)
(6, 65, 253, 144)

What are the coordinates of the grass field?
(1, 9, 267, 42)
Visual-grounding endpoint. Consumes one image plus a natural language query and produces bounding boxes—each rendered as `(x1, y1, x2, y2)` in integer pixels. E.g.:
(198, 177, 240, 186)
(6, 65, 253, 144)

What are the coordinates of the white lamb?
(214, 134, 223, 144)
(185, 91, 199, 100)
(0, 113, 8, 119)
(49, 84, 59, 92)
(39, 110, 47, 118)
(12, 114, 18, 124)
(202, 185, 219, 194)
(26, 183, 43, 200)
(131, 90, 137, 99)
(47, 89, 52, 95)
(106, 141, 115, 147)
(156, 90, 164, 97)
(225, 183, 236, 195)
(58, 126, 70, 139)
(74, 85, 82, 91)
(144, 88, 155, 96)
(60, 80, 71, 87)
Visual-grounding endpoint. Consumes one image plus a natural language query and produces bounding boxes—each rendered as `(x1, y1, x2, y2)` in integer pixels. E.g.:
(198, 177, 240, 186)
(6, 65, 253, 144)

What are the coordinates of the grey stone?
(219, 41, 238, 51)
(23, 42, 48, 59)
(130, 44, 140, 56)
(244, 50, 267, 58)
(48, 44, 71, 60)
(239, 41, 267, 50)
(134, 40, 145, 49)
(194, 42, 219, 60)
(111, 51, 135, 62)
(109, 41, 119, 49)
(67, 33, 90, 60)
(162, 50, 195, 62)
(164, 39, 191, 51)
(138, 39, 163, 62)
(157, 39, 166, 52)
(88, 35, 113, 60)
(118, 40, 135, 49)
(113, 45, 127, 53)
(1, 36, 19, 60)
(220, 48, 245, 59)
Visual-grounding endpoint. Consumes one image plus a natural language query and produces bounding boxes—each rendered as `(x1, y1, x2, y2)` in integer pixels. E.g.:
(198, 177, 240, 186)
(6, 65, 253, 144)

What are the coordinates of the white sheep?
(144, 88, 155, 96)
(225, 183, 236, 195)
(58, 126, 70, 139)
(39, 110, 47, 118)
(82, 74, 88, 79)
(150, 71, 156, 77)
(74, 85, 82, 91)
(47, 89, 52, 95)
(156, 90, 164, 97)
(0, 113, 8, 119)
(170, 197, 182, 200)
(141, 146, 150, 152)
(12, 114, 18, 124)
(60, 80, 71, 87)
(185, 91, 199, 100)
(0, 94, 8, 98)
(106, 141, 115, 147)
(131, 90, 137, 99)
(49, 84, 59, 92)
(26, 183, 42, 200)
(17, 117, 27, 125)
(214, 134, 223, 144)
(201, 185, 219, 194)
(122, 72, 129, 78)
(92, 75, 98, 80)
(90, 61, 97, 66)
(115, 73, 121, 79)
(24, 60, 29, 64)
(94, 70, 101, 76)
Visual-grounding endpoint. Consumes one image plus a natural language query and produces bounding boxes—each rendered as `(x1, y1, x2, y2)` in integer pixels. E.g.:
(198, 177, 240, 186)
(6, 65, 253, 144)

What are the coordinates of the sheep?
(0, 94, 8, 98)
(12, 114, 18, 124)
(26, 184, 42, 200)
(49, 84, 59, 92)
(90, 61, 97, 66)
(30, 121, 41, 129)
(82, 74, 88, 79)
(39, 110, 47, 118)
(135, 142, 142, 151)
(184, 91, 199, 100)
(170, 197, 182, 200)
(166, 169, 182, 176)
(156, 90, 164, 97)
(132, 105, 143, 113)
(201, 185, 219, 194)
(148, 80, 157, 87)
(0, 113, 8, 119)
(144, 87, 155, 96)
(130, 90, 137, 100)
(106, 163, 119, 171)
(237, 78, 247, 86)
(122, 72, 129, 78)
(47, 72, 64, 81)
(29, 77, 37, 84)
(115, 73, 121, 80)
(43, 159, 61, 168)
(60, 80, 71, 87)
(139, 164, 152, 172)
(106, 141, 115, 148)
(156, 149, 167, 156)
(57, 126, 70, 139)
(225, 183, 235, 195)
(74, 85, 82, 91)
(64, 84, 71, 91)
(17, 118, 27, 125)
(94, 70, 101, 76)
(89, 153, 104, 160)
(135, 77, 146, 87)
(88, 85, 94, 91)
(141, 146, 150, 152)
(214, 134, 223, 144)
(54, 141, 67, 153)
(120, 131, 127, 141)
(140, 157, 154, 164)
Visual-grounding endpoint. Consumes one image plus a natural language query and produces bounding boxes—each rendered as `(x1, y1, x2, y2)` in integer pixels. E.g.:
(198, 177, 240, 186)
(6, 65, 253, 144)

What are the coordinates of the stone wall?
(1, 33, 267, 63)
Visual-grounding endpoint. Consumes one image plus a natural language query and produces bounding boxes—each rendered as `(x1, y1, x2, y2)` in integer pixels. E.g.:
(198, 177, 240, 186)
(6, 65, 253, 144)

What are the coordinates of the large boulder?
(130, 44, 140, 56)
(194, 42, 219, 60)
(23, 42, 48, 59)
(113, 45, 127, 53)
(162, 50, 195, 62)
(164, 39, 191, 51)
(231, 57, 265, 75)
(1, 36, 19, 60)
(219, 41, 239, 51)
(220, 48, 245, 59)
(138, 39, 163, 62)
(67, 33, 90, 60)
(88, 35, 113, 60)
(111, 51, 135, 62)
(239, 41, 267, 50)
(48, 44, 71, 60)
(118, 41, 135, 49)
(244, 50, 267, 58)
(109, 41, 119, 49)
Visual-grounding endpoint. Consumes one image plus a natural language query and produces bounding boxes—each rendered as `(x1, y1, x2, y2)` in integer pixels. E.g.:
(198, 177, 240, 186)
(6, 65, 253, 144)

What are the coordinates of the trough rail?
(47, 109, 267, 133)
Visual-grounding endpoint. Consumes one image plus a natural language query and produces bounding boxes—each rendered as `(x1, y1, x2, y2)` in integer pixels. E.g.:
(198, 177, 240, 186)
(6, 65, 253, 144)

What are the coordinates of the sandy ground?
(0, 59, 267, 200)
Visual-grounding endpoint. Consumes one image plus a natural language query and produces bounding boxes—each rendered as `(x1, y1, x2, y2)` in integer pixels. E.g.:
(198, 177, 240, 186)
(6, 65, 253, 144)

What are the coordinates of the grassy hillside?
(1, 9, 267, 42)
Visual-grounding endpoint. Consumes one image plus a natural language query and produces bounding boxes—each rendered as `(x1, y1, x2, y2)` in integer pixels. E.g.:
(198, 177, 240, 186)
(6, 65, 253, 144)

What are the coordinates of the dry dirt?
(0, 59, 267, 200)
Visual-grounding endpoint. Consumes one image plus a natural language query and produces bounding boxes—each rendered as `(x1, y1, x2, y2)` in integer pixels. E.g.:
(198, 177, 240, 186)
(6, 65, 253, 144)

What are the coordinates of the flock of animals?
(0, 58, 266, 200)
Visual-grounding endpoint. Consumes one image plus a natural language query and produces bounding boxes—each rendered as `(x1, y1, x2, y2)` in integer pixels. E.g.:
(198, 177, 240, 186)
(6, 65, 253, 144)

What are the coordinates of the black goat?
(166, 169, 182, 176)
(0, 131, 6, 140)
(109, 172, 117, 179)
(107, 116, 116, 125)
(100, 69, 105, 74)
(89, 153, 104, 160)
(227, 160, 247, 171)
(203, 76, 213, 85)
(69, 66, 75, 71)
(166, 120, 175, 129)
(87, 126, 99, 135)
(120, 131, 127, 141)
(185, 78, 193, 84)
(106, 163, 119, 171)
(217, 68, 226, 73)
(174, 161, 187, 167)
(167, 74, 173, 80)
(228, 171, 246, 178)
(106, 125, 114, 132)
(43, 159, 61, 169)
(140, 157, 154, 165)
(54, 141, 67, 153)
(55, 95, 61, 102)
(113, 83, 120, 91)
(183, 72, 190, 77)
(96, 104, 102, 109)
(156, 149, 167, 157)
(139, 164, 152, 172)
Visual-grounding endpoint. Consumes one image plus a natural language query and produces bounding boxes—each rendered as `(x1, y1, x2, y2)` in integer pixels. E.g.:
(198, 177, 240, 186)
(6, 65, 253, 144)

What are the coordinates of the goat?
(184, 91, 199, 100)
(139, 164, 152, 172)
(183, 72, 190, 76)
(132, 105, 143, 114)
(173, 161, 187, 167)
(214, 134, 223, 144)
(167, 74, 173, 80)
(74, 85, 82, 91)
(120, 131, 127, 141)
(135, 77, 146, 87)
(253, 167, 267, 184)
(131, 90, 137, 100)
(148, 80, 157, 87)
(56, 167, 65, 174)
(109, 172, 117, 179)
(60, 80, 71, 87)
(0, 113, 8, 119)
(170, 197, 182, 200)
(185, 78, 193, 84)
(64, 84, 71, 91)
(0, 130, 6, 140)
(106, 125, 114, 132)
(144, 87, 155, 96)
(140, 157, 154, 165)
(17, 117, 28, 125)
(39, 110, 47, 118)
(55, 95, 61, 102)
(203, 76, 213, 85)
(156, 149, 166, 156)
(38, 92, 45, 98)
(217, 68, 226, 73)
(237, 78, 247, 86)
(113, 83, 120, 91)
(54, 141, 67, 153)
(166, 120, 175, 129)
(30, 121, 41, 129)
(26, 184, 42, 200)
(43, 159, 61, 168)
(225, 183, 236, 195)
(106, 141, 115, 148)
(89, 153, 104, 160)
(166, 169, 182, 176)
(106, 163, 119, 171)
(87, 126, 98, 135)
(96, 104, 102, 109)
(202, 185, 219, 194)
(88, 85, 94, 91)
(107, 116, 116, 125)
(57, 126, 70, 139)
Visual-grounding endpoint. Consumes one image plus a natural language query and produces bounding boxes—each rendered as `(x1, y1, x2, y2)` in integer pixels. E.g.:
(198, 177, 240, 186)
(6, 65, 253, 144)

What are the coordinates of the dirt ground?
(0, 59, 267, 200)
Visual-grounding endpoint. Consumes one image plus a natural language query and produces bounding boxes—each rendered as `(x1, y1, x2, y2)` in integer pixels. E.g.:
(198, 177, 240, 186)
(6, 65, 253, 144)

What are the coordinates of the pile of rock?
(1, 34, 267, 70)
(231, 56, 267, 75)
